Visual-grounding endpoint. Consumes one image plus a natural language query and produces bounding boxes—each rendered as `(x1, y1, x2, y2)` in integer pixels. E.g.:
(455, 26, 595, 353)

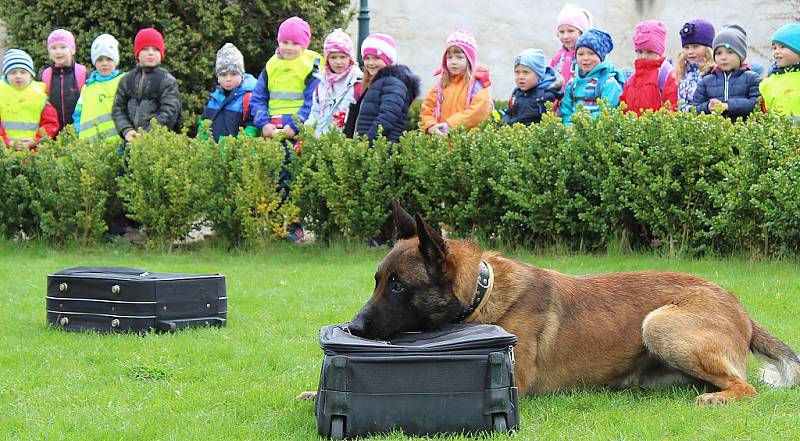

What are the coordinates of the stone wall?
(346, 0, 800, 98)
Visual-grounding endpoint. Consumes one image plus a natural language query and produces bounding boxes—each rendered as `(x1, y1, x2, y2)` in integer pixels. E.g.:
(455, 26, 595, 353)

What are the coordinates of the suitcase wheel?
(492, 413, 508, 433)
(330, 415, 345, 439)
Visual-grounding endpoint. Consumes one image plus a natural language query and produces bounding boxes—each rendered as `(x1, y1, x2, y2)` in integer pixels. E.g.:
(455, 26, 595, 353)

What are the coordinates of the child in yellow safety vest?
(73, 34, 125, 142)
(0, 49, 59, 151)
(250, 16, 321, 142)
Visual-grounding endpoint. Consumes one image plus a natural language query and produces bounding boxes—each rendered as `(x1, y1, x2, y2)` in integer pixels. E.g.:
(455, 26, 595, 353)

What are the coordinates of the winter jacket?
(419, 69, 492, 132)
(306, 66, 362, 137)
(250, 50, 321, 133)
(620, 57, 678, 115)
(502, 66, 563, 125)
(39, 62, 86, 130)
(692, 66, 761, 121)
(759, 64, 800, 119)
(354, 65, 420, 142)
(0, 81, 59, 149)
(550, 47, 577, 92)
(112, 65, 182, 138)
(677, 61, 709, 112)
(200, 73, 258, 141)
(560, 60, 625, 125)
(73, 69, 124, 139)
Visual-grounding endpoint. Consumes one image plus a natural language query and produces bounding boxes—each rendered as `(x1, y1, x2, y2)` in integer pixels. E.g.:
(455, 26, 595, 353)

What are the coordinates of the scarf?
(321, 64, 355, 111)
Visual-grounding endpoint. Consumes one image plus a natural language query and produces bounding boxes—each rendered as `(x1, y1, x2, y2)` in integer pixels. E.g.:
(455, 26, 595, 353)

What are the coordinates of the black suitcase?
(315, 323, 519, 439)
(47, 266, 227, 332)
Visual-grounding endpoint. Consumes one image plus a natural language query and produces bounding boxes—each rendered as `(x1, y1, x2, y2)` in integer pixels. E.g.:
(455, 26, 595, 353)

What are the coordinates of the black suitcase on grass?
(315, 323, 519, 439)
(47, 266, 227, 332)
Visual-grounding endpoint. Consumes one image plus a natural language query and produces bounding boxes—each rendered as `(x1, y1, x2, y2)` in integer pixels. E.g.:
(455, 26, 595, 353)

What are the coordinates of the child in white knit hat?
(72, 34, 125, 141)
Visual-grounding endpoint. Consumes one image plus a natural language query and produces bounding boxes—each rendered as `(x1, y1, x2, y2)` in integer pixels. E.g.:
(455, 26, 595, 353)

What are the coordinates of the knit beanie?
(713, 24, 748, 62)
(514, 48, 547, 81)
(134, 27, 166, 60)
(361, 33, 397, 66)
(442, 29, 477, 71)
(214, 43, 245, 77)
(772, 23, 800, 56)
(633, 20, 668, 56)
(575, 28, 614, 61)
(324, 28, 355, 60)
(91, 34, 120, 66)
(2, 48, 35, 79)
(556, 4, 593, 33)
(679, 19, 715, 48)
(277, 16, 311, 49)
(47, 29, 76, 54)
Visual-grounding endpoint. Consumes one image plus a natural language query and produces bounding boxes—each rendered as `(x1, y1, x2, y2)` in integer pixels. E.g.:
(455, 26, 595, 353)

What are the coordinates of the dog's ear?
(392, 200, 417, 240)
(415, 213, 446, 271)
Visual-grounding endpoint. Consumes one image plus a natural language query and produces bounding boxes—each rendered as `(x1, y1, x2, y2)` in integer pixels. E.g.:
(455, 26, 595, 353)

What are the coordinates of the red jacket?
(620, 57, 678, 115)
(1, 102, 59, 151)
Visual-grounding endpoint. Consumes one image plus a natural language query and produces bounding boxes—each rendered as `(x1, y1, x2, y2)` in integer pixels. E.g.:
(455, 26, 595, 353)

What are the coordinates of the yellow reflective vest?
(78, 74, 124, 141)
(266, 50, 320, 116)
(759, 69, 800, 118)
(0, 81, 48, 141)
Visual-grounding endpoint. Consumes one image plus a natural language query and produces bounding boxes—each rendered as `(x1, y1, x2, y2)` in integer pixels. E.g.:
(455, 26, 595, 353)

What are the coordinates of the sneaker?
(286, 223, 305, 244)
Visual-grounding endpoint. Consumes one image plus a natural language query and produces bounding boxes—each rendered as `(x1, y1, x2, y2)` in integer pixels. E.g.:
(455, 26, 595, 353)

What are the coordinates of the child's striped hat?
(3, 49, 36, 79)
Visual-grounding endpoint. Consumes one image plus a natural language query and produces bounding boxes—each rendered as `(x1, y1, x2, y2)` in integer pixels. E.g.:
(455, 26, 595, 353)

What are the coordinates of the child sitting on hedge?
(420, 29, 492, 136)
(73, 34, 125, 142)
(559, 28, 625, 125)
(0, 49, 59, 151)
(306, 29, 362, 138)
(40, 29, 87, 134)
(759, 23, 800, 121)
(692, 25, 761, 121)
(112, 27, 182, 142)
(675, 20, 715, 112)
(199, 43, 258, 141)
(620, 20, 678, 114)
(501, 48, 563, 125)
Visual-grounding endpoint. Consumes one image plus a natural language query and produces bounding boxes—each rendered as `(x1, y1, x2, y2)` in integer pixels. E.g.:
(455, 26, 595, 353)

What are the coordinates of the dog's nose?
(348, 314, 367, 337)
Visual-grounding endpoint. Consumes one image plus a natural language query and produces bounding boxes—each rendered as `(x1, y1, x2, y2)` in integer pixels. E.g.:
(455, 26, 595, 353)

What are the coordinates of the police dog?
(346, 202, 800, 405)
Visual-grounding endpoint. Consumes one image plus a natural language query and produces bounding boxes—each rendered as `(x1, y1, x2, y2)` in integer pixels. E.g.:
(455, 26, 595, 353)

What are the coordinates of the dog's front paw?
(295, 390, 317, 401)
(695, 392, 732, 406)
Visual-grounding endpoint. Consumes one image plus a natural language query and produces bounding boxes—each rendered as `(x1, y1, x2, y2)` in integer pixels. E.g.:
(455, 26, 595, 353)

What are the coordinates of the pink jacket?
(550, 48, 576, 92)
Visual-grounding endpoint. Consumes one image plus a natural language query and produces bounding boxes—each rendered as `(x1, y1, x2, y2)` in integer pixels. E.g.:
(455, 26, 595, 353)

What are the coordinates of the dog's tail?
(750, 320, 800, 388)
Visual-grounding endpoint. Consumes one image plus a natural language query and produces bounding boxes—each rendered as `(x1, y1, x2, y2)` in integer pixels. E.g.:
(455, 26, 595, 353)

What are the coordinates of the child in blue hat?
(502, 48, 563, 125)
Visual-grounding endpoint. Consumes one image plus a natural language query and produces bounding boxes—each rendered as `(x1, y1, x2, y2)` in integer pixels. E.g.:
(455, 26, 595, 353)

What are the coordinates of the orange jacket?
(419, 74, 492, 131)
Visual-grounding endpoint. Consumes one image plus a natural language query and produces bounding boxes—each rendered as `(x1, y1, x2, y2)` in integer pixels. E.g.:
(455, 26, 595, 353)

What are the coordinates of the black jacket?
(112, 65, 182, 137)
(502, 81, 563, 125)
(354, 65, 420, 142)
(40, 64, 82, 130)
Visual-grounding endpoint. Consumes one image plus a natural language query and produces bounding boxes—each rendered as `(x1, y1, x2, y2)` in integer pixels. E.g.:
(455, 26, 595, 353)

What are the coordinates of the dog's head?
(347, 202, 478, 339)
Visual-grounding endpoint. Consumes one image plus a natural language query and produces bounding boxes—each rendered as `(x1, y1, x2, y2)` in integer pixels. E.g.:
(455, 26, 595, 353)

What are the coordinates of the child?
(0, 49, 59, 150)
(250, 16, 321, 141)
(40, 29, 87, 132)
(112, 27, 182, 141)
(620, 20, 678, 114)
(306, 29, 363, 137)
(349, 33, 420, 143)
(550, 4, 593, 91)
(73, 34, 125, 141)
(502, 48, 563, 125)
(419, 29, 492, 135)
(692, 25, 761, 121)
(676, 20, 715, 112)
(759, 23, 800, 120)
(200, 43, 258, 141)
(559, 28, 624, 125)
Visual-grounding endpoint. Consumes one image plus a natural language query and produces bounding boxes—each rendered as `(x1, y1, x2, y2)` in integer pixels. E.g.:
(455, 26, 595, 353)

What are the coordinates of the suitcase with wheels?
(314, 323, 519, 439)
(47, 266, 227, 332)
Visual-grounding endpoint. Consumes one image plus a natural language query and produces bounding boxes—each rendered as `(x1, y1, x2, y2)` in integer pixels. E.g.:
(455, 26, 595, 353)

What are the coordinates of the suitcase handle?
(156, 317, 226, 332)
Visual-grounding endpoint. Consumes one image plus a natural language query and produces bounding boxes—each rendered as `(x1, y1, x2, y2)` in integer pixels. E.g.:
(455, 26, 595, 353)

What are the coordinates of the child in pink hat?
(306, 29, 363, 137)
(419, 29, 492, 136)
(620, 20, 679, 114)
(40, 28, 87, 133)
(549, 4, 593, 91)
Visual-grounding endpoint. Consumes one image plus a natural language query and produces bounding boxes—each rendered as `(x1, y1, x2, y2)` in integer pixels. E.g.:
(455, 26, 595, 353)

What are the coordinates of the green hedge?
(1, 107, 799, 256)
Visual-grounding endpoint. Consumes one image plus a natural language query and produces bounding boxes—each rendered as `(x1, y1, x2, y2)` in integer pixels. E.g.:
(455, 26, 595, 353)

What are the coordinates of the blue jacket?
(250, 55, 320, 133)
(355, 65, 420, 142)
(502, 66, 563, 125)
(201, 73, 257, 141)
(692, 67, 761, 120)
(560, 60, 624, 125)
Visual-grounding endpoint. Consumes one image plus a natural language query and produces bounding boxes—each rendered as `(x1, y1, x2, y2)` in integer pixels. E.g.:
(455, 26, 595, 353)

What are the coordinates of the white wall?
(345, 0, 799, 98)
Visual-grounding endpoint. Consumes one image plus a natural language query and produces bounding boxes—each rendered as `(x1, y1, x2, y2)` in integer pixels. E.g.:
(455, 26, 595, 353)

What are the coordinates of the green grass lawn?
(1, 240, 799, 440)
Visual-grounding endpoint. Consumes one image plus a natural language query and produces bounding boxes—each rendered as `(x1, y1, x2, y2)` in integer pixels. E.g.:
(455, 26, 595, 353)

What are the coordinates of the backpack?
(42, 64, 87, 94)
(124, 68, 183, 132)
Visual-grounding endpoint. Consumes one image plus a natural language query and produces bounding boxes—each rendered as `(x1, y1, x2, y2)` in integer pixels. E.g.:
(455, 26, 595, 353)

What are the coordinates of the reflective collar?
(453, 260, 495, 323)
